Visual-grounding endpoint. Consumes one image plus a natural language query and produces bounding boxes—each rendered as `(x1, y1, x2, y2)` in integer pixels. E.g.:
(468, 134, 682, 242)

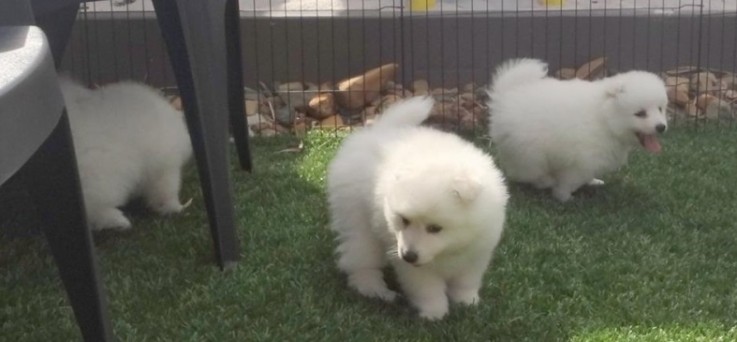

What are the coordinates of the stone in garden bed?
(336, 63, 398, 109)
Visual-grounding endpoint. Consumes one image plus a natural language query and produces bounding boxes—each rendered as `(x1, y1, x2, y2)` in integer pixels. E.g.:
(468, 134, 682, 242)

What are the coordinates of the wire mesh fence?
(61, 0, 737, 137)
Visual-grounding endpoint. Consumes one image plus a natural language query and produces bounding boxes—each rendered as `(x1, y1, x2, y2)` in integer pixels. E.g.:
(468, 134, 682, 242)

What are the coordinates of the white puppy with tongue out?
(487, 58, 668, 202)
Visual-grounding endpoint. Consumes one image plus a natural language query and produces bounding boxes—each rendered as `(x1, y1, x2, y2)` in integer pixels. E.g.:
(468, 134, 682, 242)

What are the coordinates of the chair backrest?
(0, 26, 65, 184)
(0, 0, 34, 26)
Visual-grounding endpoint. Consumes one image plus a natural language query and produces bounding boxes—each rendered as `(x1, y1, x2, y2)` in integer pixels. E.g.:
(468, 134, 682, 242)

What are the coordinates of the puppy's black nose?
(656, 124, 666, 133)
(401, 250, 418, 263)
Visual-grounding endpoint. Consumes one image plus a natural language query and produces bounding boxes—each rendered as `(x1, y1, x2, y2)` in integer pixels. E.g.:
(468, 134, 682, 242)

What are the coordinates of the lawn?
(2, 126, 737, 341)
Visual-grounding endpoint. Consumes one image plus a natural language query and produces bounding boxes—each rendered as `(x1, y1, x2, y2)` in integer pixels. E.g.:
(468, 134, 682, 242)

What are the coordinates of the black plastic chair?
(0, 1, 113, 340)
(30, 0, 253, 269)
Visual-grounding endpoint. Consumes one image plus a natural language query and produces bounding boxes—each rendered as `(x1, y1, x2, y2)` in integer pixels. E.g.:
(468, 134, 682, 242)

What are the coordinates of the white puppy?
(327, 97, 508, 320)
(59, 77, 192, 230)
(487, 58, 668, 202)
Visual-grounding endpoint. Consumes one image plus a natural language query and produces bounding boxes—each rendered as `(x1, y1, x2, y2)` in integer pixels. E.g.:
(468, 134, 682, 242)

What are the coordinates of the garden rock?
(576, 57, 607, 80)
(308, 92, 336, 119)
(413, 79, 429, 96)
(336, 63, 398, 109)
(690, 72, 720, 93)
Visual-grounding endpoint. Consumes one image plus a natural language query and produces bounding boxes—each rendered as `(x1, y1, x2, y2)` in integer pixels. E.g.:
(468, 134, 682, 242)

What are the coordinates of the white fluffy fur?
(487, 58, 669, 202)
(59, 77, 192, 231)
(327, 97, 509, 320)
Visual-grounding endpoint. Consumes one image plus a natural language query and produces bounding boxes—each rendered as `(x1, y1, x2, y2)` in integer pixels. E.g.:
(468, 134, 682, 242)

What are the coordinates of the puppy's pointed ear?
(452, 175, 482, 204)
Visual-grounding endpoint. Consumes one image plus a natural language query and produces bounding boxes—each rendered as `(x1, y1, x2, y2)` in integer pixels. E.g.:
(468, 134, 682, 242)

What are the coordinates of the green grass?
(2, 127, 737, 341)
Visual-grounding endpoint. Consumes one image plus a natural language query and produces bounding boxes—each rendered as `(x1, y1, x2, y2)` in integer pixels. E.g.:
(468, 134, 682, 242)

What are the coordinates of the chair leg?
(22, 112, 113, 342)
(225, 0, 253, 172)
(152, 0, 241, 269)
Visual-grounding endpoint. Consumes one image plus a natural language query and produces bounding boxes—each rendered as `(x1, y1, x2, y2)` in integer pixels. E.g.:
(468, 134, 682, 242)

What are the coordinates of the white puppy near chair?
(59, 76, 192, 231)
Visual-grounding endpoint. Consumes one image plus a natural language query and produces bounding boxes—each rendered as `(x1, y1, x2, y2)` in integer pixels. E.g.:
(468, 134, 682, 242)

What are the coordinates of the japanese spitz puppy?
(487, 58, 668, 202)
(327, 97, 508, 320)
(59, 76, 192, 230)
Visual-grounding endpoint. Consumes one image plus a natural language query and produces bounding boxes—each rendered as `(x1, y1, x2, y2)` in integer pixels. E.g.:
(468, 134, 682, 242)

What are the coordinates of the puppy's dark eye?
(400, 216, 410, 226)
(426, 224, 443, 234)
(658, 106, 663, 112)
(634, 110, 647, 118)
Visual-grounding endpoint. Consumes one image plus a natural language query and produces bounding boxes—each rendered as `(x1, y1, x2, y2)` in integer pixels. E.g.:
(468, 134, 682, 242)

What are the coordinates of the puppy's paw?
(449, 289, 480, 306)
(587, 178, 605, 186)
(361, 287, 398, 302)
(348, 271, 398, 302)
(552, 189, 573, 202)
(416, 299, 449, 321)
(152, 198, 192, 215)
(532, 176, 555, 190)
(154, 203, 183, 215)
(92, 209, 132, 231)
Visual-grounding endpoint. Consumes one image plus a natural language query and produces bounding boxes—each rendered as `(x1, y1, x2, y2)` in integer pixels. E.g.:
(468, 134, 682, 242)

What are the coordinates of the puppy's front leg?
(552, 172, 590, 202)
(394, 262, 448, 320)
(337, 232, 397, 302)
(447, 266, 486, 306)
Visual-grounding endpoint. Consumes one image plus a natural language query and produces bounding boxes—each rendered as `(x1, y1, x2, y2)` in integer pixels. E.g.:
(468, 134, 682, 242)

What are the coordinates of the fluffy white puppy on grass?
(487, 58, 669, 202)
(327, 97, 509, 320)
(59, 76, 192, 231)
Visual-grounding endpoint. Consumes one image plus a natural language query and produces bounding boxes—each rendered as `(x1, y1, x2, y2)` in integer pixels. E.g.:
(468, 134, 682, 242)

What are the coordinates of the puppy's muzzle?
(401, 250, 418, 264)
(656, 124, 666, 133)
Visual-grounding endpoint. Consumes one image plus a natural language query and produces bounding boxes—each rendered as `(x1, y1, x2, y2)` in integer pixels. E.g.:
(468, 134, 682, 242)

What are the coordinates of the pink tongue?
(640, 134, 662, 153)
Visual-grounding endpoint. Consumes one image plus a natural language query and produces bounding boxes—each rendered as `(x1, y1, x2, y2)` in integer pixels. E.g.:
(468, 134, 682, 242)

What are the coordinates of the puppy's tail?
(488, 58, 548, 97)
(371, 96, 434, 129)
